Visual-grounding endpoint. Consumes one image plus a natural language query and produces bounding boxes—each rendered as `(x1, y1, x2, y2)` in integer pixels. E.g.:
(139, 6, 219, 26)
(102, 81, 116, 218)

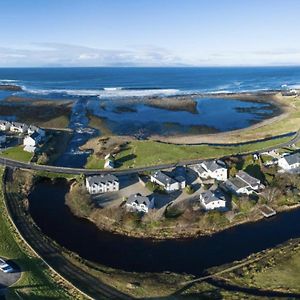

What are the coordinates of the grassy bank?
(0, 168, 74, 299)
(209, 238, 300, 296)
(0, 146, 33, 162)
(85, 136, 291, 169)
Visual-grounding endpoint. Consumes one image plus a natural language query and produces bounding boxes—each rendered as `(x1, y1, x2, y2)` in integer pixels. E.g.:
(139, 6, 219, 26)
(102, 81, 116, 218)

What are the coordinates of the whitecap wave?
(0, 79, 18, 84)
(22, 86, 182, 98)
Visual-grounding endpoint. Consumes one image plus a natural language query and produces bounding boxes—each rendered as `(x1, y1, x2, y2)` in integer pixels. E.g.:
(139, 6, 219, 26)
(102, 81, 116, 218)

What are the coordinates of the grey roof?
(200, 187, 225, 205)
(11, 122, 27, 128)
(283, 152, 300, 166)
(193, 164, 207, 175)
(86, 174, 118, 186)
(152, 171, 176, 185)
(0, 120, 11, 125)
(225, 177, 248, 192)
(127, 194, 150, 207)
(28, 125, 39, 131)
(29, 132, 40, 140)
(236, 170, 260, 187)
(202, 160, 227, 172)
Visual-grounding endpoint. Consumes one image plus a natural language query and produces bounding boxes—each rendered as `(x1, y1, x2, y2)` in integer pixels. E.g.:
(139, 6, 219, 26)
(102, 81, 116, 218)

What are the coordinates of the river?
(28, 178, 300, 276)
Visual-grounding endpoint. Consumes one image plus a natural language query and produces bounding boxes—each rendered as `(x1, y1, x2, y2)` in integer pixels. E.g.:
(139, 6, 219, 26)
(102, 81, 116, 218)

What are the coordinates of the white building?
(278, 152, 300, 171)
(224, 170, 263, 195)
(150, 170, 185, 192)
(104, 159, 115, 169)
(194, 160, 228, 181)
(10, 122, 28, 134)
(85, 174, 119, 194)
(200, 187, 226, 211)
(23, 132, 44, 153)
(125, 194, 154, 213)
(0, 121, 11, 131)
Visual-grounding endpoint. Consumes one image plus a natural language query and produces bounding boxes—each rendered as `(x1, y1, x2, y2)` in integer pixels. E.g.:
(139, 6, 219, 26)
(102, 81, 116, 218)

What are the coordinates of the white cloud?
(0, 43, 300, 67)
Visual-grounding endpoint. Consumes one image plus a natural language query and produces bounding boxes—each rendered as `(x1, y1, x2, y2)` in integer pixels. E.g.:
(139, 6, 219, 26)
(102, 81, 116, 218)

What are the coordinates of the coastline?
(150, 92, 293, 144)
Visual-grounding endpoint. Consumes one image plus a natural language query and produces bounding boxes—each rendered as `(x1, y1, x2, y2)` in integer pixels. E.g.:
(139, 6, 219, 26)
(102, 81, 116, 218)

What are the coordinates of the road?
(0, 130, 300, 176)
(3, 168, 132, 300)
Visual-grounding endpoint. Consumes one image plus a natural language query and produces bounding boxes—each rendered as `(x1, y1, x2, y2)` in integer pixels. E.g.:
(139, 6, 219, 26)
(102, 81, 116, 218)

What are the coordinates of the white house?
(23, 132, 42, 147)
(23, 132, 43, 153)
(85, 174, 119, 194)
(27, 125, 46, 137)
(200, 187, 226, 211)
(125, 194, 154, 213)
(10, 122, 28, 134)
(194, 160, 228, 181)
(0, 121, 11, 131)
(104, 159, 115, 169)
(0, 133, 6, 144)
(150, 170, 185, 192)
(224, 170, 263, 195)
(278, 152, 300, 171)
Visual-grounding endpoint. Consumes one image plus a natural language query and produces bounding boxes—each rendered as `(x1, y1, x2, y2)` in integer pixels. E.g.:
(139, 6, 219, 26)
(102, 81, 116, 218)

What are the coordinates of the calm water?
(29, 179, 300, 276)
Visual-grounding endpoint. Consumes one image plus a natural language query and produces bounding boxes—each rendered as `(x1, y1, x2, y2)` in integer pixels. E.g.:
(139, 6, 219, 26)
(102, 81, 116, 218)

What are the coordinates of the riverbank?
(0, 168, 77, 299)
(65, 157, 300, 240)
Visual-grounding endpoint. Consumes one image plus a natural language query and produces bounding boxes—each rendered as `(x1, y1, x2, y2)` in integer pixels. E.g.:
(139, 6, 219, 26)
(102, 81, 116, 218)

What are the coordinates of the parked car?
(0, 258, 13, 273)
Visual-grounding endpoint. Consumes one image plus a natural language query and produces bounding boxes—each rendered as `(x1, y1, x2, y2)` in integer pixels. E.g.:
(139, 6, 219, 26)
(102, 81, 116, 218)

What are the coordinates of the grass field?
(0, 168, 74, 299)
(216, 239, 300, 295)
(85, 136, 291, 169)
(0, 146, 33, 162)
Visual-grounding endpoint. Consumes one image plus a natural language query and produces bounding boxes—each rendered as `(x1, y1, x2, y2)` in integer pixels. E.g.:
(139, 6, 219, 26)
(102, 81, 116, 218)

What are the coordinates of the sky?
(0, 0, 300, 67)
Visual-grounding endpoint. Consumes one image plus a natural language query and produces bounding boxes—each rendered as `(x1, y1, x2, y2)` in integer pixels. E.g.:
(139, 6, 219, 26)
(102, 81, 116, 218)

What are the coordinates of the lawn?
(85, 136, 291, 169)
(0, 168, 74, 299)
(0, 146, 33, 162)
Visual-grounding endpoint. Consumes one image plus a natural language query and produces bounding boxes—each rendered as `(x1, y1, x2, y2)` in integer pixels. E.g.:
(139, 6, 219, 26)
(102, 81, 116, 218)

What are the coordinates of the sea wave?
(0, 79, 18, 84)
(22, 86, 182, 98)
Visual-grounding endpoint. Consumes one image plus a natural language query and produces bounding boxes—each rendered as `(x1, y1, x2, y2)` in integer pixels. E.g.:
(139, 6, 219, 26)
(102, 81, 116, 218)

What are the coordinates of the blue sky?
(0, 0, 300, 67)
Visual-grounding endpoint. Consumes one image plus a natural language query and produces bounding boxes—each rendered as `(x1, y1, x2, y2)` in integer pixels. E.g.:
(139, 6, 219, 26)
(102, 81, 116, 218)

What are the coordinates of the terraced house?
(85, 174, 119, 194)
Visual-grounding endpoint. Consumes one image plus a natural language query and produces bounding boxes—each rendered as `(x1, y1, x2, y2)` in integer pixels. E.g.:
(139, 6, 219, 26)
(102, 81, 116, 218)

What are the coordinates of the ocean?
(0, 66, 300, 98)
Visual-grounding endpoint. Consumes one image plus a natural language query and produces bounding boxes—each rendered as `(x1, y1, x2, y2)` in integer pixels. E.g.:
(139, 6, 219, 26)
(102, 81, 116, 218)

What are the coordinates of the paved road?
(0, 130, 299, 176)
(0, 260, 21, 293)
(3, 168, 132, 300)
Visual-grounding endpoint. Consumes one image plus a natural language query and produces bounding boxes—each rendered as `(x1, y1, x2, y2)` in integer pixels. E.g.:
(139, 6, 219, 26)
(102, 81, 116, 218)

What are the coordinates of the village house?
(193, 160, 228, 181)
(85, 174, 119, 194)
(27, 125, 46, 137)
(23, 132, 43, 153)
(125, 193, 154, 213)
(0, 120, 11, 131)
(199, 186, 227, 211)
(10, 122, 28, 134)
(277, 152, 300, 171)
(150, 170, 185, 192)
(223, 170, 263, 195)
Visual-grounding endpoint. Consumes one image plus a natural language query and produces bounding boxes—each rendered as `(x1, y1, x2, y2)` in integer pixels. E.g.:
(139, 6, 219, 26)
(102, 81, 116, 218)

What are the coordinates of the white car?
(0, 258, 13, 273)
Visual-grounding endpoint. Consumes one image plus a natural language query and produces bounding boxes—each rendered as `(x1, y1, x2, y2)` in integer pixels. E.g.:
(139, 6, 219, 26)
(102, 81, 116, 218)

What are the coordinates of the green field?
(0, 146, 33, 162)
(85, 136, 291, 169)
(0, 168, 73, 299)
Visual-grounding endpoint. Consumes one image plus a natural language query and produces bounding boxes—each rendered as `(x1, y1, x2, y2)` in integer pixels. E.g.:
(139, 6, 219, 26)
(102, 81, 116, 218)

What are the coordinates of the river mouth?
(28, 178, 300, 276)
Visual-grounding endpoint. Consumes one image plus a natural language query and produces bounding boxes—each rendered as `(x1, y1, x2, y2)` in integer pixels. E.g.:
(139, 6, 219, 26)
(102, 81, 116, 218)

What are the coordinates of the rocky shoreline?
(0, 84, 22, 91)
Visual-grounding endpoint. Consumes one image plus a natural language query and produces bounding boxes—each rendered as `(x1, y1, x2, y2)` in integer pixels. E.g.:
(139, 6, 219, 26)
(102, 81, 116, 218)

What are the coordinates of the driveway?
(0, 259, 21, 294)
(94, 174, 151, 207)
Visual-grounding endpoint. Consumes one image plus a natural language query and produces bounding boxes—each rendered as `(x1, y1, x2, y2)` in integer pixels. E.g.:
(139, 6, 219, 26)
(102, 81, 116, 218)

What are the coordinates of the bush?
(185, 185, 195, 194)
